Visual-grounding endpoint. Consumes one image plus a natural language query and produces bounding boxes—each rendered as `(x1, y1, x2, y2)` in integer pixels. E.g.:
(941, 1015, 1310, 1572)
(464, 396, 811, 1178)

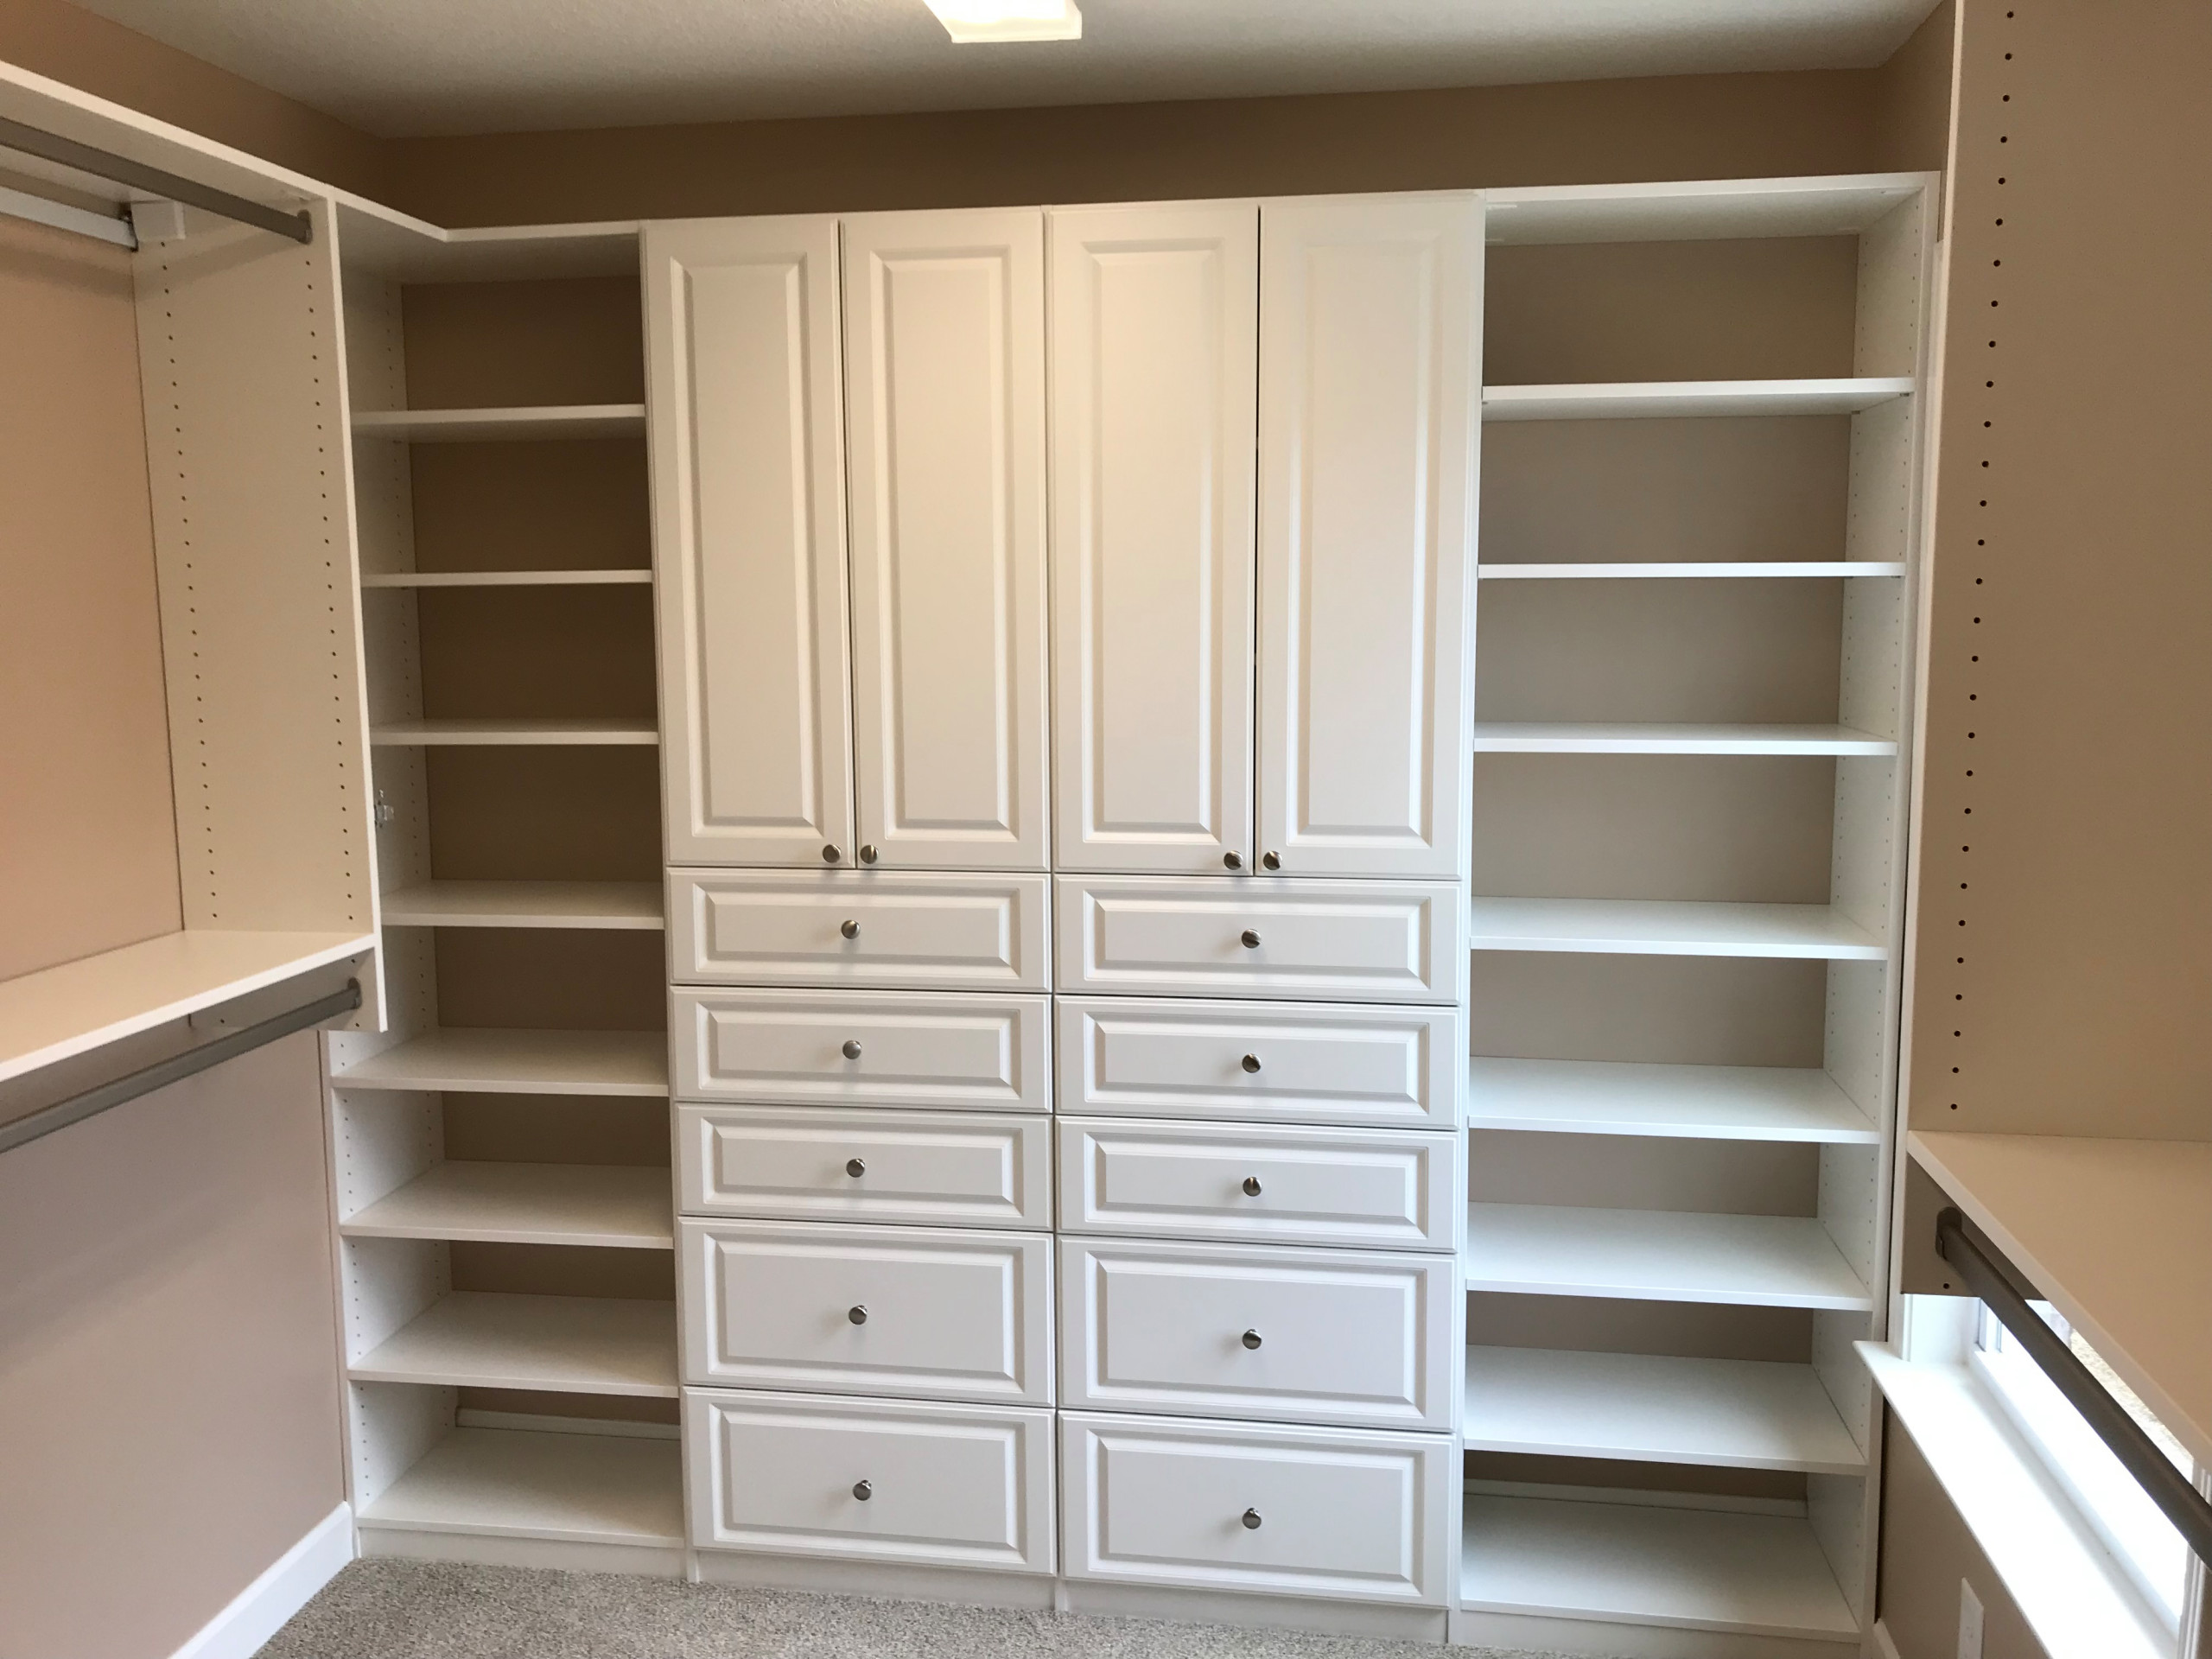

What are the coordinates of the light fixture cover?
(924, 0, 1082, 44)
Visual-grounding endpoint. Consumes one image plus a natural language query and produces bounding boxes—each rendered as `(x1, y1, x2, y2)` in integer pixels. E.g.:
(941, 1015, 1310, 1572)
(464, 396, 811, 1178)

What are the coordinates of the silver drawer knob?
(1240, 929, 1262, 949)
(1242, 1176, 1262, 1198)
(1224, 850, 1242, 870)
(859, 844, 880, 864)
(1242, 1329, 1262, 1350)
(853, 1479, 873, 1501)
(842, 1039, 863, 1059)
(823, 843, 842, 864)
(849, 1304, 868, 1325)
(1261, 852, 1281, 871)
(846, 1157, 866, 1178)
(841, 918, 860, 938)
(1243, 1508, 1263, 1529)
(1241, 1053, 1262, 1073)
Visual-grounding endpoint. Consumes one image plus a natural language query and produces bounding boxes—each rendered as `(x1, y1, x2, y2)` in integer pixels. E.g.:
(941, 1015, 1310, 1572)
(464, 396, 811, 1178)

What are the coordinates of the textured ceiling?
(74, 0, 1940, 138)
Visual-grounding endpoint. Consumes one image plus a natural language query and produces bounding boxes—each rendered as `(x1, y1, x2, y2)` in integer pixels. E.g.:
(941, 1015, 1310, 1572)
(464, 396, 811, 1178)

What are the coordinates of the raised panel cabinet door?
(645, 216, 855, 867)
(1049, 202, 1258, 874)
(1255, 194, 1480, 879)
(842, 208, 1049, 870)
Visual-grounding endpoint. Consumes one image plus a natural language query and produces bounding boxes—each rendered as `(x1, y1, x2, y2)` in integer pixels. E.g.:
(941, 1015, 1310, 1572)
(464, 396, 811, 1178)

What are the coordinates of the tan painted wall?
(1878, 1414, 2051, 1658)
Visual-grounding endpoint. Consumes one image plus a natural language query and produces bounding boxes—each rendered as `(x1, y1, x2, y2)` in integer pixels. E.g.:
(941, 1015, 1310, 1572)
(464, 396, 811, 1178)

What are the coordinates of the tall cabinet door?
(1255, 196, 1480, 880)
(646, 216, 855, 867)
(1049, 202, 1259, 874)
(842, 209, 1051, 871)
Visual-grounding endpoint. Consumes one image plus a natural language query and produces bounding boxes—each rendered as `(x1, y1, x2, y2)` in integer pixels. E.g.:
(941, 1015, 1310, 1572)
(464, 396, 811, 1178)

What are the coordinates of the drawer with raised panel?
(1056, 876, 1463, 1003)
(679, 1105, 1050, 1230)
(1057, 1118, 1459, 1251)
(673, 989, 1050, 1111)
(1057, 997, 1459, 1129)
(680, 1218, 1052, 1404)
(1060, 1411, 1453, 1605)
(1060, 1237, 1457, 1430)
(670, 870, 1048, 991)
(686, 1388, 1055, 1573)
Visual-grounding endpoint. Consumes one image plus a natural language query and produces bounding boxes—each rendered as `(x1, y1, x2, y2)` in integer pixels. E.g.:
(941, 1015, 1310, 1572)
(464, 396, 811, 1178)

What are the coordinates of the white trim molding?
(168, 1503, 353, 1659)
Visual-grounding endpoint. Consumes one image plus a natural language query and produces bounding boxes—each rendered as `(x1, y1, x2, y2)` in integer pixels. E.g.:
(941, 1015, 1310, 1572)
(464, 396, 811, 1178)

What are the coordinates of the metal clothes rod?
(1936, 1206, 2212, 1567)
(0, 112, 313, 245)
(0, 979, 362, 1159)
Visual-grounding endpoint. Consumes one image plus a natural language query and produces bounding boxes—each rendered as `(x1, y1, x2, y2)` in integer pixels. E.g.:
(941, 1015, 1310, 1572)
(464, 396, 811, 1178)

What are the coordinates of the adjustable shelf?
(358, 1427, 683, 1548)
(369, 718, 658, 747)
(1481, 377, 1912, 423)
(350, 1291, 678, 1396)
(1478, 562, 1906, 580)
(380, 880, 664, 931)
(350, 404, 647, 442)
(361, 569, 653, 588)
(342, 1162, 673, 1249)
(1483, 173, 1927, 245)
(1464, 1203, 1873, 1311)
(1460, 1493, 1858, 1642)
(1466, 898, 1887, 961)
(331, 1028, 668, 1096)
(1465, 1058, 1879, 1144)
(1464, 1346, 1866, 1474)
(1471, 722, 1895, 756)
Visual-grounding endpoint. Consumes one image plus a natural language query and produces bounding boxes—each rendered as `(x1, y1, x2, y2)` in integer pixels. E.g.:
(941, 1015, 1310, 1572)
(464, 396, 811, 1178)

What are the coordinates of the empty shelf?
(1479, 561, 1906, 580)
(370, 718, 658, 747)
(1460, 1492, 1857, 1641)
(1464, 1204, 1872, 1310)
(380, 880, 664, 930)
(343, 1162, 673, 1249)
(1471, 722, 1895, 756)
(1483, 377, 1912, 422)
(1467, 898, 1887, 961)
(359, 1427, 683, 1547)
(1465, 1058, 1878, 1144)
(351, 1292, 677, 1396)
(361, 569, 652, 588)
(351, 404, 646, 442)
(1483, 174, 1925, 246)
(1464, 1346, 1866, 1474)
(331, 1028, 668, 1096)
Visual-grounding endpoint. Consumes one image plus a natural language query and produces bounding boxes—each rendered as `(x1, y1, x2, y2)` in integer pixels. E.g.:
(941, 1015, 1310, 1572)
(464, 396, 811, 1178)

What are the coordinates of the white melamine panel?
(1061, 1239, 1456, 1430)
(331, 1028, 669, 1096)
(1465, 898, 1886, 961)
(349, 1292, 678, 1396)
(678, 1105, 1050, 1230)
(359, 569, 654, 588)
(359, 1428, 683, 1548)
(645, 216, 855, 867)
(1256, 194, 1478, 880)
(1056, 1118, 1459, 1251)
(1478, 561, 1907, 580)
(1058, 877, 1463, 1004)
(1060, 1412, 1452, 1604)
(673, 989, 1049, 1112)
(669, 870, 1047, 990)
(680, 1219, 1052, 1404)
(350, 404, 646, 441)
(843, 208, 1048, 870)
(379, 880, 664, 930)
(341, 1162, 674, 1249)
(369, 717, 658, 747)
(1463, 1204, 1872, 1311)
(686, 1389, 1054, 1573)
(1481, 377, 1912, 422)
(1057, 997, 1457, 1129)
(1468, 722, 1894, 756)
(1050, 201, 1257, 874)
(1465, 1058, 1878, 1143)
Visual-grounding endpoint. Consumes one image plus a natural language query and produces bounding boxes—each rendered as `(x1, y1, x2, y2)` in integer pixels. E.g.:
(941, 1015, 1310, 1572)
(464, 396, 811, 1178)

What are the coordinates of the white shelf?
(342, 1162, 673, 1249)
(380, 880, 664, 931)
(1482, 377, 1913, 423)
(331, 1028, 668, 1096)
(1479, 561, 1906, 580)
(1483, 172, 1927, 245)
(350, 404, 646, 442)
(0, 928, 374, 1085)
(1459, 1492, 1857, 1641)
(1465, 1204, 1872, 1311)
(369, 718, 658, 747)
(350, 1292, 677, 1396)
(358, 1427, 683, 1547)
(361, 569, 653, 588)
(1465, 1058, 1879, 1144)
(1464, 1346, 1866, 1474)
(1471, 722, 1895, 756)
(1466, 898, 1887, 961)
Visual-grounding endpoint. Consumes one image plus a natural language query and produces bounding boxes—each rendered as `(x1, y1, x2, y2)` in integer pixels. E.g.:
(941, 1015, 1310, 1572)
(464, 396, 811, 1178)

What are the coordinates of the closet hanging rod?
(0, 113, 313, 245)
(0, 978, 361, 1159)
(1936, 1206, 2212, 1567)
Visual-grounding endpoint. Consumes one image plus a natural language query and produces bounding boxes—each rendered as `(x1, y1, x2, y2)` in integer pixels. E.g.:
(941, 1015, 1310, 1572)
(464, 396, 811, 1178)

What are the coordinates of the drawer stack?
(1053, 878, 1466, 1608)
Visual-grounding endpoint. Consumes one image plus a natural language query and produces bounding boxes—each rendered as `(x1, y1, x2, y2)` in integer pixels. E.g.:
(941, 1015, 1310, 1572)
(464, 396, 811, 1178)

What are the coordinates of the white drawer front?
(1061, 1238, 1457, 1430)
(686, 1389, 1054, 1573)
(671, 870, 1048, 990)
(681, 1220, 1052, 1404)
(1057, 876, 1463, 1003)
(1060, 1411, 1452, 1604)
(1058, 997, 1458, 1129)
(679, 1106, 1050, 1230)
(674, 989, 1050, 1111)
(1058, 1118, 1459, 1251)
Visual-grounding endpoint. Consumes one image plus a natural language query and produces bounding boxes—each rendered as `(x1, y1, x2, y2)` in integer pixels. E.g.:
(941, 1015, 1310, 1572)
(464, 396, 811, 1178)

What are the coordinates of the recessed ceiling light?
(923, 0, 1082, 45)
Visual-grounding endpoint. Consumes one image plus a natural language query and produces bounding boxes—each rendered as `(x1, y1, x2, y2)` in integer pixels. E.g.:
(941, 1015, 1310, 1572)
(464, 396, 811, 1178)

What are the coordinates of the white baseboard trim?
(169, 1503, 353, 1659)
(1871, 1618, 1904, 1659)
(1447, 1605, 1857, 1659)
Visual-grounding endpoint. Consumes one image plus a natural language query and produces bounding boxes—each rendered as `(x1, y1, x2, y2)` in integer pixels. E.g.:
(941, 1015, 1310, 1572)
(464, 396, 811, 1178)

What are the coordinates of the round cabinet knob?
(848, 1305, 868, 1325)
(1223, 850, 1243, 870)
(823, 844, 842, 864)
(1242, 1176, 1263, 1198)
(1241, 1053, 1262, 1074)
(859, 844, 880, 865)
(1242, 1329, 1263, 1350)
(840, 918, 861, 939)
(1242, 1508, 1263, 1530)
(842, 1039, 863, 1059)
(852, 1479, 873, 1502)
(1261, 852, 1281, 871)
(1240, 929, 1262, 950)
(846, 1157, 867, 1179)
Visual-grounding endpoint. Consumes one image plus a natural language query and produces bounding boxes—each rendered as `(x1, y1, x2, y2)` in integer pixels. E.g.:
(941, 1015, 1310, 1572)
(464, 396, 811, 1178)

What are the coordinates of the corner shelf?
(331, 1028, 668, 1096)
(1463, 1345, 1866, 1474)
(341, 1162, 673, 1249)
(350, 1291, 678, 1396)
(1465, 1058, 1879, 1144)
(1481, 377, 1912, 423)
(1464, 1203, 1873, 1311)
(1466, 898, 1887, 961)
(361, 569, 654, 588)
(1478, 561, 1906, 580)
(1471, 722, 1895, 756)
(358, 1427, 683, 1548)
(369, 718, 658, 747)
(350, 404, 647, 442)
(380, 880, 664, 931)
